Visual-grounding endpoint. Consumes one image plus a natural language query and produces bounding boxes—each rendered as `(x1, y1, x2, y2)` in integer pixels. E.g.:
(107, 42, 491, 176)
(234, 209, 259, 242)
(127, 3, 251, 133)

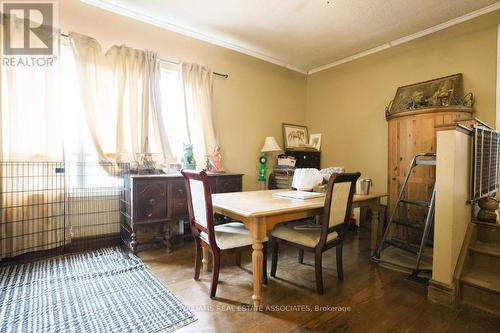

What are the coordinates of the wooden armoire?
(387, 106, 474, 222)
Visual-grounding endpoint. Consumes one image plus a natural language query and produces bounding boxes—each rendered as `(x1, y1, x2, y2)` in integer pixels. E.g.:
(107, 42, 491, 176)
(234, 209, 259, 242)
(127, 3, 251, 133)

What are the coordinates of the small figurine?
(209, 145, 225, 173)
(205, 155, 212, 171)
(181, 143, 196, 170)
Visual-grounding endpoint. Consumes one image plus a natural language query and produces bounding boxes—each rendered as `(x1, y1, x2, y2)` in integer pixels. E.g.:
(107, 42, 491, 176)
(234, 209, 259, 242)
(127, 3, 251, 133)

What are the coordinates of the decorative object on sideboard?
(209, 145, 225, 173)
(259, 136, 282, 185)
(282, 123, 308, 149)
(309, 133, 322, 150)
(476, 197, 499, 223)
(204, 154, 212, 171)
(167, 163, 181, 173)
(133, 136, 163, 174)
(385, 73, 475, 118)
(181, 143, 196, 170)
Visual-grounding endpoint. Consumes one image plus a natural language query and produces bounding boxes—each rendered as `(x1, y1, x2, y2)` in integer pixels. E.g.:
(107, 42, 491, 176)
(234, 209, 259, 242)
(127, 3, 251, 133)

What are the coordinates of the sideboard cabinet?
(120, 172, 243, 253)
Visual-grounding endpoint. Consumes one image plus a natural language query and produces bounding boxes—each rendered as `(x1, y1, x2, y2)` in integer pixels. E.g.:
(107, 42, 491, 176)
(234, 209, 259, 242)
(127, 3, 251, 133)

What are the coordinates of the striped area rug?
(0, 248, 196, 333)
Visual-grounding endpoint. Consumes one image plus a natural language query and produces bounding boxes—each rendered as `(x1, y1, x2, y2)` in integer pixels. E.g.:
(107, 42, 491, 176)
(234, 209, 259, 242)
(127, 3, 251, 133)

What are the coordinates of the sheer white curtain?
(0, 15, 65, 259)
(1, 15, 62, 161)
(181, 62, 217, 165)
(69, 32, 174, 164)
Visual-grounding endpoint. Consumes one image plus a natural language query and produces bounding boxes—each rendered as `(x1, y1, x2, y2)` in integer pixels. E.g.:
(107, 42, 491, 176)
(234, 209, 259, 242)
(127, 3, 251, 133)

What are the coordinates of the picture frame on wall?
(309, 134, 322, 150)
(282, 123, 308, 149)
(386, 73, 464, 118)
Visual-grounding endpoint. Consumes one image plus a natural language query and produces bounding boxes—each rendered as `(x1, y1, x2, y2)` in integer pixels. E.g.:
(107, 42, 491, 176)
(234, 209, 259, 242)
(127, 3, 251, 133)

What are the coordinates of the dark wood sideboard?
(120, 172, 243, 253)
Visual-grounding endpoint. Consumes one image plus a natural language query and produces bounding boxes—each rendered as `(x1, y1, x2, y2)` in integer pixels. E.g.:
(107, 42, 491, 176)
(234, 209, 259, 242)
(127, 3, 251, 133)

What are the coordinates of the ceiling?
(82, 0, 500, 73)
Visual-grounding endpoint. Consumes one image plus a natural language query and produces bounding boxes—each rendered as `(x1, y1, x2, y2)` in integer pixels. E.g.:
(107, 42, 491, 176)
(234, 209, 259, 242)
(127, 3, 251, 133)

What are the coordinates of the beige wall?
(306, 10, 500, 193)
(60, 0, 307, 190)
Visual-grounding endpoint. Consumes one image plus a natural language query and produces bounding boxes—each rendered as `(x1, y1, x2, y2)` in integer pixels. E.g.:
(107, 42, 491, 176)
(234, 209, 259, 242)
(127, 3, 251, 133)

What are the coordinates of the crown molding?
(82, 1, 500, 76)
(80, 0, 308, 74)
(308, 2, 500, 74)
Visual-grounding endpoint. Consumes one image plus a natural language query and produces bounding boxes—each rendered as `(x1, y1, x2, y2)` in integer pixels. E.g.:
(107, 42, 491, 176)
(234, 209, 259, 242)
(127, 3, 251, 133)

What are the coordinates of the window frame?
(158, 61, 189, 161)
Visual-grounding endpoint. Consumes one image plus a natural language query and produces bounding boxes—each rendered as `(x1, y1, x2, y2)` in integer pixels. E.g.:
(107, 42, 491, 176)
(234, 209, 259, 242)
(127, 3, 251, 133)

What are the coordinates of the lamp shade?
(261, 136, 282, 153)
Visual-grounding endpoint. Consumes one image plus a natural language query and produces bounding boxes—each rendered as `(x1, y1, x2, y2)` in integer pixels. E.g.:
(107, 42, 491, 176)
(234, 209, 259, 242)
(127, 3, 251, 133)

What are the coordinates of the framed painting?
(309, 133, 322, 150)
(282, 123, 308, 149)
(386, 73, 464, 118)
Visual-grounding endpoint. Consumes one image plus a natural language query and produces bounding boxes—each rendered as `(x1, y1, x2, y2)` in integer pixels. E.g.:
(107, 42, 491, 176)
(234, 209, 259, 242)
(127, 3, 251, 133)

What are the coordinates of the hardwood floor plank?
(140, 227, 500, 333)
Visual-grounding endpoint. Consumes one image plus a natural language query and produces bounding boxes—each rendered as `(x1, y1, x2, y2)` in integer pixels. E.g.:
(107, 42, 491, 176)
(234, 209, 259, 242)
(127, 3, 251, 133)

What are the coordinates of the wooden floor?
(139, 227, 500, 333)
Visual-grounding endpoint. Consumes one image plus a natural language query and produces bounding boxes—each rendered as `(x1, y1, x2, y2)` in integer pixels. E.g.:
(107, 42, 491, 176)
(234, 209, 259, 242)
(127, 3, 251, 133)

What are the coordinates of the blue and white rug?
(0, 248, 196, 333)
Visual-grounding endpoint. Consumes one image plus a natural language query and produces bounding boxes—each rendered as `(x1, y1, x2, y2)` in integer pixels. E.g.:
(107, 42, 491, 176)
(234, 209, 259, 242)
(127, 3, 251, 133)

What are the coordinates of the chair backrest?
(320, 172, 360, 245)
(181, 169, 216, 247)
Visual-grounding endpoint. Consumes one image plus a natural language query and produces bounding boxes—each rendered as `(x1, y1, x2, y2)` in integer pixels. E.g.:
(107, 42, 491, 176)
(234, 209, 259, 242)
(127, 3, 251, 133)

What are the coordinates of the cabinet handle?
(149, 198, 156, 206)
(177, 188, 184, 194)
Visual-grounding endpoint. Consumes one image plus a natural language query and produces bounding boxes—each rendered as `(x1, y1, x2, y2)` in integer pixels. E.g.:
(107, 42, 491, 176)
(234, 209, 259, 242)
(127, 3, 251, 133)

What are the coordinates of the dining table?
(205, 189, 387, 309)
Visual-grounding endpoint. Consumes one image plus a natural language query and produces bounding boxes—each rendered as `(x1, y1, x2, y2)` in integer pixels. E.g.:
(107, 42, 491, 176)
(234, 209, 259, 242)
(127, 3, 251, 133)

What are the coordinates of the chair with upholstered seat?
(181, 169, 268, 298)
(270, 172, 360, 294)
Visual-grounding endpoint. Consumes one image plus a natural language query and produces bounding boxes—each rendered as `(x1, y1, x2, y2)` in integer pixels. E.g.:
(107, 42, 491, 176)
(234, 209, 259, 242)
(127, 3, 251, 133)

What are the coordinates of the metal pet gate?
(0, 161, 129, 263)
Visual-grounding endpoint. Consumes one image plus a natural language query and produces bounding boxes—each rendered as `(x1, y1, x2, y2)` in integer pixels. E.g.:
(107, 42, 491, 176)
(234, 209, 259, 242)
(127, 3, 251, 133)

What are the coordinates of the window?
(60, 42, 112, 190)
(60, 42, 93, 164)
(159, 63, 189, 160)
(59, 42, 188, 190)
(60, 42, 189, 163)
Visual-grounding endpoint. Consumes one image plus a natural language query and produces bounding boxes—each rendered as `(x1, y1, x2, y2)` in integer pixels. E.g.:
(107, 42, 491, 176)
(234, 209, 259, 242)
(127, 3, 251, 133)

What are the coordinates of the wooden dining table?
(205, 189, 387, 309)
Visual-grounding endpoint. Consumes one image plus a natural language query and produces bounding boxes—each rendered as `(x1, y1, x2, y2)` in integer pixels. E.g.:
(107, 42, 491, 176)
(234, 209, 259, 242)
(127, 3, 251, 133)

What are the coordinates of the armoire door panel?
(386, 107, 474, 218)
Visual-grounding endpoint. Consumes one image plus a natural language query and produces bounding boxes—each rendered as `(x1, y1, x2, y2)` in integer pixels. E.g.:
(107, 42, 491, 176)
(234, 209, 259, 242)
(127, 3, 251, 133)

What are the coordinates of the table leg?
(252, 241, 263, 309)
(249, 218, 266, 310)
(202, 247, 210, 272)
(369, 201, 381, 256)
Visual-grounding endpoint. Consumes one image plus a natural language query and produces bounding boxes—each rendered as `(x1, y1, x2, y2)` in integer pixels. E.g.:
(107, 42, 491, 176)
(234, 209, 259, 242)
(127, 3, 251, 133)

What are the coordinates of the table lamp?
(259, 136, 282, 186)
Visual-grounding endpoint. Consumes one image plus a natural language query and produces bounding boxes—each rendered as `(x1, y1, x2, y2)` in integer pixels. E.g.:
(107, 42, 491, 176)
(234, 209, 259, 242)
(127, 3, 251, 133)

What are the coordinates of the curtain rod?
(60, 33, 229, 79)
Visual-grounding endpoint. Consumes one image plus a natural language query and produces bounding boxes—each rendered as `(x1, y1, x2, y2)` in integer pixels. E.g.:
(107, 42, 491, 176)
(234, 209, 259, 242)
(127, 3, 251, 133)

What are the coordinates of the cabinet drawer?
(209, 178, 217, 192)
(133, 180, 168, 220)
(169, 179, 187, 198)
(168, 180, 189, 218)
(216, 176, 242, 193)
(171, 198, 188, 218)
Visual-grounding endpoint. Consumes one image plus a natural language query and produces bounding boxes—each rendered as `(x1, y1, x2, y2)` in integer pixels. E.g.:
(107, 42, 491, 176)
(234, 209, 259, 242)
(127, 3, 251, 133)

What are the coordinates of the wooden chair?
(181, 169, 268, 298)
(270, 172, 360, 294)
